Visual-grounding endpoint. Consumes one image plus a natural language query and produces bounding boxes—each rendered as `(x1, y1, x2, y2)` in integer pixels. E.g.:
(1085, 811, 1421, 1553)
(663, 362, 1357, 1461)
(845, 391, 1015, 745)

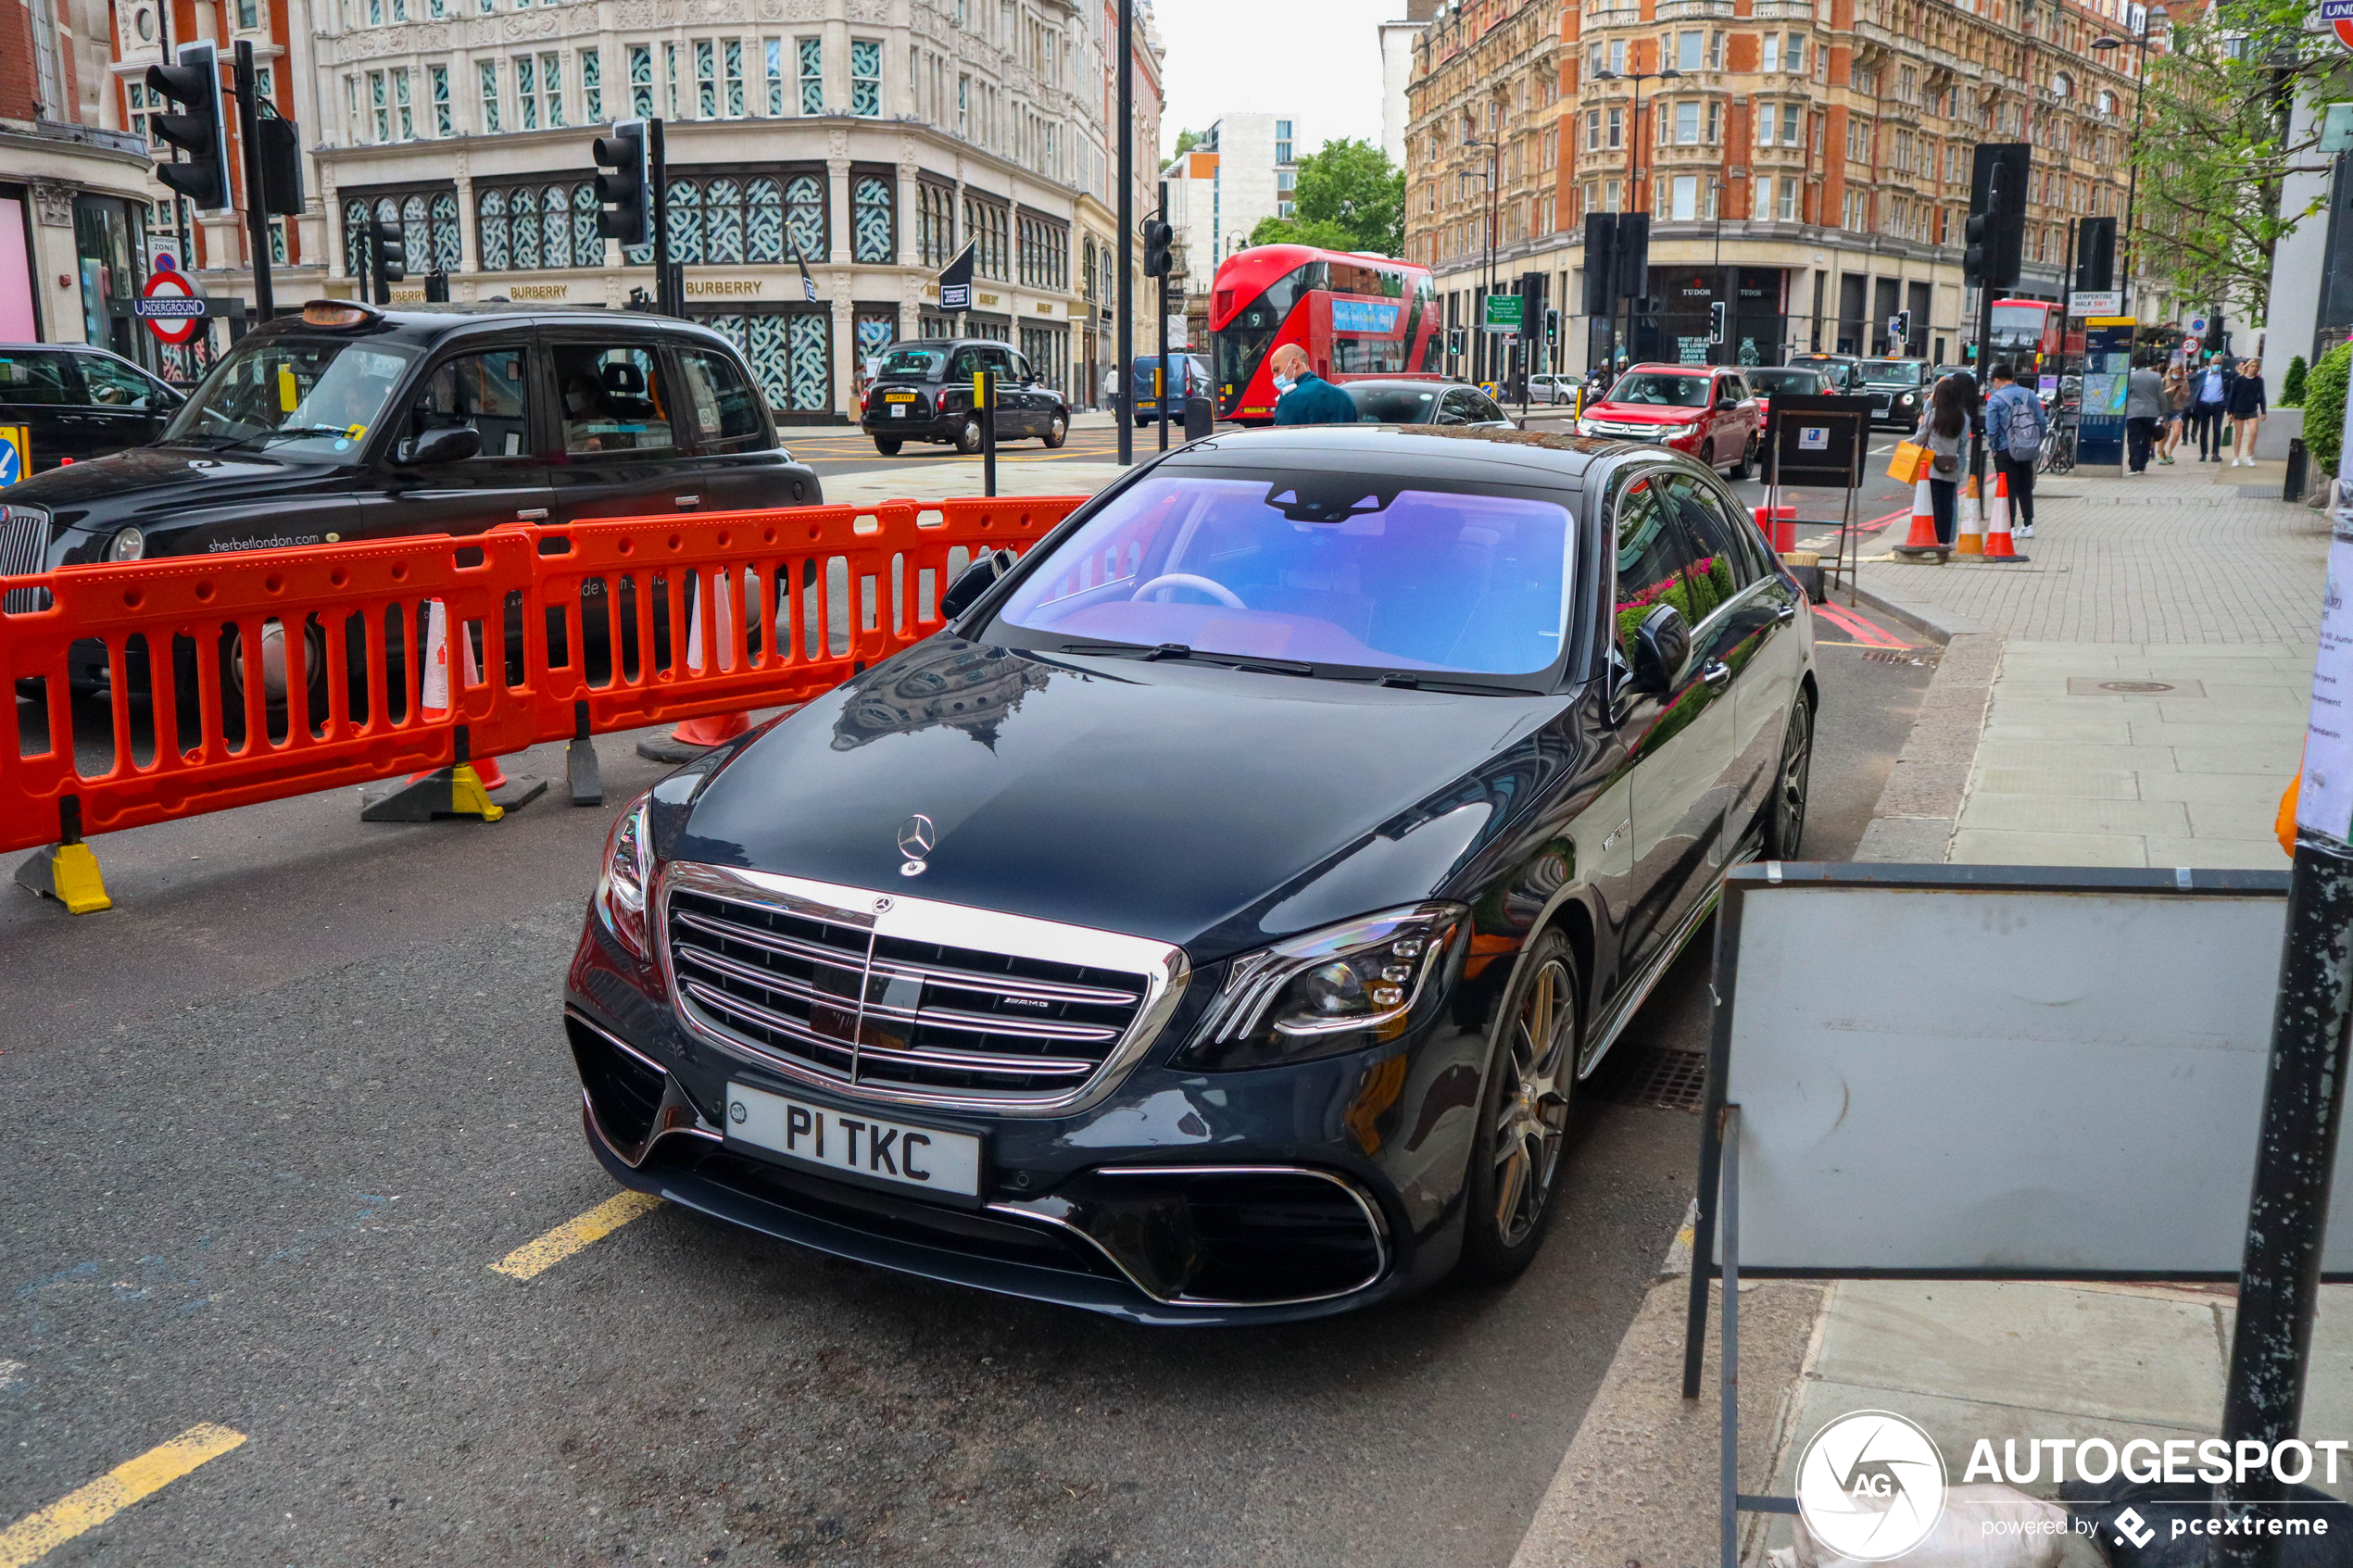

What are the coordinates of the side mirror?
(1631, 603, 1691, 692)
(941, 546, 1017, 621)
(1716, 395, 1738, 409)
(397, 425, 482, 466)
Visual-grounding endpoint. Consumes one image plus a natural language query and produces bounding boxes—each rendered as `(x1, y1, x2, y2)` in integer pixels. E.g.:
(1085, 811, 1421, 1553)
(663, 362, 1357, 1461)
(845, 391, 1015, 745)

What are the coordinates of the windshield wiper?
(1059, 640, 1315, 676)
(1374, 672, 1549, 697)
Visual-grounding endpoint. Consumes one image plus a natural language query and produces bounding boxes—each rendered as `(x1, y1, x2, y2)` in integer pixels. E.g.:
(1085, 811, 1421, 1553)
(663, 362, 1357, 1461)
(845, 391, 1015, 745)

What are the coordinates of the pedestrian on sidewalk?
(1914, 372, 1973, 545)
(2227, 357, 2268, 466)
(2124, 357, 2167, 474)
(2191, 352, 2235, 460)
(1267, 344, 1356, 426)
(2157, 362, 2190, 463)
(1983, 361, 2044, 538)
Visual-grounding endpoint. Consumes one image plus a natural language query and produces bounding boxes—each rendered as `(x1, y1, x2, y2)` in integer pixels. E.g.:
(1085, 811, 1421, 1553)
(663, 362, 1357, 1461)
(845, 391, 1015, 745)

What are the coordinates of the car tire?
(874, 436, 902, 457)
(1730, 433, 1757, 481)
(1043, 413, 1067, 448)
(1763, 690, 1815, 859)
(1455, 927, 1580, 1286)
(954, 418, 983, 455)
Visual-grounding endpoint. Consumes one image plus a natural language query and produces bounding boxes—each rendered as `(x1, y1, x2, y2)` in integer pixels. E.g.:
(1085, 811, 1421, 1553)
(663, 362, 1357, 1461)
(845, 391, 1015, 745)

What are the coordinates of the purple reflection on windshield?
(996, 476, 1574, 676)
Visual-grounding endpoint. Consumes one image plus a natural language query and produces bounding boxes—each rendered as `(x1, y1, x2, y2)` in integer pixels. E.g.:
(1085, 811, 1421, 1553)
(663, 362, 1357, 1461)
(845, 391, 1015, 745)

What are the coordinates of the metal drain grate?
(1859, 648, 1933, 665)
(1595, 1047, 1709, 1112)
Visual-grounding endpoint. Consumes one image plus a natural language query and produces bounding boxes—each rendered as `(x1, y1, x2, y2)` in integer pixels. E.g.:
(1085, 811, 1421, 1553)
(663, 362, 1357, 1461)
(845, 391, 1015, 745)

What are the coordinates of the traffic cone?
(1982, 471, 2029, 561)
(407, 599, 509, 789)
(638, 568, 753, 764)
(1892, 476, 1947, 559)
(362, 598, 546, 821)
(1957, 474, 1984, 557)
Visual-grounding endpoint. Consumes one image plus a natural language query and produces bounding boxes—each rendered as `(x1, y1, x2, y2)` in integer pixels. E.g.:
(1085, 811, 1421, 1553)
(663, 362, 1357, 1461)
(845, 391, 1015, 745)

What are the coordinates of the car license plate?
(889, 405, 906, 417)
(885, 392, 916, 402)
(725, 1082, 981, 1198)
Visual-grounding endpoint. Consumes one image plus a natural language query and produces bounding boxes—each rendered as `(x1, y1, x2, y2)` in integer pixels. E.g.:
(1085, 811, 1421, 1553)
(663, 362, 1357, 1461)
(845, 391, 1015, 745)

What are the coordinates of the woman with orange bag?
(1912, 373, 1975, 546)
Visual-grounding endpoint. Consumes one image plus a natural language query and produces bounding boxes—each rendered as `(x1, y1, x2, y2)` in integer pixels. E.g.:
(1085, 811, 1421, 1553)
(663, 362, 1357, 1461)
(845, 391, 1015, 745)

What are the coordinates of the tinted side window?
(1466, 390, 1505, 422)
(1721, 375, 1749, 401)
(1613, 472, 1694, 654)
(1665, 473, 1763, 612)
(409, 347, 530, 458)
(0, 353, 76, 406)
(680, 350, 763, 446)
(79, 355, 166, 409)
(947, 346, 983, 381)
(1005, 351, 1034, 383)
(552, 343, 675, 455)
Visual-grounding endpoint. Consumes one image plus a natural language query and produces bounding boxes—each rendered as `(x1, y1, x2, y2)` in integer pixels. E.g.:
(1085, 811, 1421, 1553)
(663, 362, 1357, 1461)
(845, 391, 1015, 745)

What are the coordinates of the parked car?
(1, 298, 819, 694)
(1784, 354, 1866, 395)
(1576, 364, 1764, 479)
(563, 422, 1817, 1323)
(1130, 353, 1211, 426)
(1857, 358, 1932, 428)
(0, 343, 186, 476)
(1738, 366, 1831, 426)
(863, 338, 1073, 456)
(1527, 373, 1579, 405)
(1339, 379, 1516, 430)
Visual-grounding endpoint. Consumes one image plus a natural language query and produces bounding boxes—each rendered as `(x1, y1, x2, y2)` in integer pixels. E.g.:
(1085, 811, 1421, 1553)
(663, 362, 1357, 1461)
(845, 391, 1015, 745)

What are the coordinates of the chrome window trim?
(659, 862, 1191, 1118)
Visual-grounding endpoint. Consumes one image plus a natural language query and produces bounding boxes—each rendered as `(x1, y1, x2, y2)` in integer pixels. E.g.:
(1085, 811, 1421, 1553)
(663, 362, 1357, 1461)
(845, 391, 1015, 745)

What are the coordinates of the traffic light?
(1964, 143, 2030, 291)
(1611, 213, 1650, 305)
(1447, 325, 1466, 359)
(147, 44, 232, 214)
(369, 215, 406, 303)
(1583, 213, 1617, 314)
(2075, 216, 2116, 293)
(1708, 300, 1728, 345)
(257, 116, 305, 217)
(1888, 309, 1911, 350)
(1545, 307, 1561, 345)
(1142, 218, 1175, 278)
(595, 122, 651, 245)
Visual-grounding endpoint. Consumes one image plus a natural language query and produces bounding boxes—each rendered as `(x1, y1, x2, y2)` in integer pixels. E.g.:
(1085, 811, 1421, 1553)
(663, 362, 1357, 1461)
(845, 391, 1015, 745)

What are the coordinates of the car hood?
(1587, 403, 1705, 425)
(1, 444, 342, 531)
(671, 635, 1571, 961)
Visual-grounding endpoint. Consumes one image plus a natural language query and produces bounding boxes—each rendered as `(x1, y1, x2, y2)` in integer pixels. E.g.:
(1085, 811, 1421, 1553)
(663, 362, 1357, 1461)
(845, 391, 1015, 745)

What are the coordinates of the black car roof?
(1155, 423, 1617, 486)
(883, 337, 1028, 352)
(245, 303, 746, 353)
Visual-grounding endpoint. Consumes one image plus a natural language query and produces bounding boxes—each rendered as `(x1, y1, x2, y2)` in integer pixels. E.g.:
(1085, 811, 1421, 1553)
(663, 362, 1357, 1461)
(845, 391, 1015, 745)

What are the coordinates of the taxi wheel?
(1043, 413, 1068, 449)
(954, 418, 984, 454)
(874, 436, 903, 457)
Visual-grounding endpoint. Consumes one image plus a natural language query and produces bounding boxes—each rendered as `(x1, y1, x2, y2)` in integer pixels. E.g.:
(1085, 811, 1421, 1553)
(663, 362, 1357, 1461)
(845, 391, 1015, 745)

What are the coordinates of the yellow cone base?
(13, 840, 112, 915)
(361, 764, 547, 822)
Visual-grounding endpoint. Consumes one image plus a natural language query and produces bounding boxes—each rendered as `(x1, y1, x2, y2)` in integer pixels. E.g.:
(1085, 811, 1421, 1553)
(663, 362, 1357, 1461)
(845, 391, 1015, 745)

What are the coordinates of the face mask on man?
(1273, 372, 1296, 393)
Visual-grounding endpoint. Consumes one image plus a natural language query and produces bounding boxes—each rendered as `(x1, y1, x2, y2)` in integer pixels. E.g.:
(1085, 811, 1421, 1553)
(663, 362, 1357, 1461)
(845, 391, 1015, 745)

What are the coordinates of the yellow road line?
(0, 1423, 246, 1568)
(491, 1189, 664, 1281)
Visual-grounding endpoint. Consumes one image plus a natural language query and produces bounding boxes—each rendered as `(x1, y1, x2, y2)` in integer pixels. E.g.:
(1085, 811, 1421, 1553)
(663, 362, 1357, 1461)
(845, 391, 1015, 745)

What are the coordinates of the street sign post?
(0, 425, 27, 486)
(2070, 289, 2123, 317)
(1482, 295, 1524, 333)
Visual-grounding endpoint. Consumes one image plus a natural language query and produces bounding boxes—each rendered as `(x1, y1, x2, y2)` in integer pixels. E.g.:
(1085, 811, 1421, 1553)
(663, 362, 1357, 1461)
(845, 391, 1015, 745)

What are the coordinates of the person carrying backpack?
(1983, 362, 2045, 538)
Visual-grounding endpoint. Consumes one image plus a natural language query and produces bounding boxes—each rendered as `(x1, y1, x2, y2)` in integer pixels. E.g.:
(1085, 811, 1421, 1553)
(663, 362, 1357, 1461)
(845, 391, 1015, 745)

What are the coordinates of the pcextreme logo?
(1794, 1411, 1948, 1562)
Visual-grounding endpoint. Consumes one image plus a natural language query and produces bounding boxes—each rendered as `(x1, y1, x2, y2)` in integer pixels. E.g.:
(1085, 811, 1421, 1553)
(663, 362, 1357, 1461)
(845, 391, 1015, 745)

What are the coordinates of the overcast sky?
(1153, 0, 1398, 160)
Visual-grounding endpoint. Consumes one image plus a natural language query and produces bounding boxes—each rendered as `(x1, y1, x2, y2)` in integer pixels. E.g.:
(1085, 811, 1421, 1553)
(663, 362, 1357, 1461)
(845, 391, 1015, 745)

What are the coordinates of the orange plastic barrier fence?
(0, 494, 1084, 859)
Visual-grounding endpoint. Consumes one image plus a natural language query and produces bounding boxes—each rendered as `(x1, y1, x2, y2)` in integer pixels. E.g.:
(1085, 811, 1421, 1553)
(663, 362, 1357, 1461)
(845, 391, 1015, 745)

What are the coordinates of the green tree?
(2130, 0, 2353, 330)
(1244, 213, 1358, 251)
(1279, 137, 1407, 256)
(2305, 344, 2349, 475)
(2284, 354, 2309, 406)
(1171, 129, 1201, 158)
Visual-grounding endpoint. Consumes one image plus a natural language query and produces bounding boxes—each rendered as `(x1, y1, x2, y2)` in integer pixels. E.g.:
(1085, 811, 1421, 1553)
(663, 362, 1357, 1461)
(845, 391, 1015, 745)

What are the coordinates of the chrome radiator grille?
(0, 507, 52, 614)
(665, 875, 1171, 1107)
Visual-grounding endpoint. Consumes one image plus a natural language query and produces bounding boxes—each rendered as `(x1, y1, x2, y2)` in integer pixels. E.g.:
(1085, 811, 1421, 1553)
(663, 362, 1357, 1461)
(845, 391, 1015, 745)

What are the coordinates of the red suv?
(1575, 364, 1763, 478)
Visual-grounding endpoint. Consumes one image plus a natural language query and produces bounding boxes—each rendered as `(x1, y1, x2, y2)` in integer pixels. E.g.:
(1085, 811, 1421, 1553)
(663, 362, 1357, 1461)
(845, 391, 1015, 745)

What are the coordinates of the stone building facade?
(1404, 0, 2169, 381)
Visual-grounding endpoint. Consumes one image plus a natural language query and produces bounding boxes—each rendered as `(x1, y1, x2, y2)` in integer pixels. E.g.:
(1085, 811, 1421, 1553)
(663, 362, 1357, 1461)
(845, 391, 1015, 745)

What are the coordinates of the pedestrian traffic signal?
(369, 216, 406, 303)
(1142, 218, 1175, 278)
(1964, 143, 2030, 290)
(147, 44, 232, 214)
(1708, 301, 1727, 345)
(1545, 307, 1561, 345)
(1888, 309, 1911, 350)
(594, 121, 650, 245)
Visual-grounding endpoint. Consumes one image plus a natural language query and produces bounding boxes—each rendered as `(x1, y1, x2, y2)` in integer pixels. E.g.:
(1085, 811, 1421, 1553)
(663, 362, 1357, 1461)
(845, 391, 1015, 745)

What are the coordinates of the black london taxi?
(0, 342, 185, 475)
(861, 337, 1072, 457)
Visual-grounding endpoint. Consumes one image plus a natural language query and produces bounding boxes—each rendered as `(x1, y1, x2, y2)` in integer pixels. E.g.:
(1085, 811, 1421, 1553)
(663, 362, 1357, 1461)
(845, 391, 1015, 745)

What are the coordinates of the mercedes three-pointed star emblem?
(897, 813, 936, 876)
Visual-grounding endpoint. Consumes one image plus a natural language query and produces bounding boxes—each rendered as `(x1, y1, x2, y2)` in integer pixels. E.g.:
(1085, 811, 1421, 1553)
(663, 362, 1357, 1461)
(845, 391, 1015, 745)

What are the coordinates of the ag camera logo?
(1796, 1411, 1948, 1562)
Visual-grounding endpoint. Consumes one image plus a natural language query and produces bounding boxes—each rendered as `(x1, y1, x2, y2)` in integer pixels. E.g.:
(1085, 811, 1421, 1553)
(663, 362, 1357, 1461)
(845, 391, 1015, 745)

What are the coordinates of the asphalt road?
(1, 605, 1933, 1567)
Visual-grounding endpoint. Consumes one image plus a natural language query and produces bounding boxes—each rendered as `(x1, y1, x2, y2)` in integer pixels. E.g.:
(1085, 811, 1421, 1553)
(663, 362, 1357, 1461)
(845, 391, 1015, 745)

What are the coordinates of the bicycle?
(2039, 408, 2078, 475)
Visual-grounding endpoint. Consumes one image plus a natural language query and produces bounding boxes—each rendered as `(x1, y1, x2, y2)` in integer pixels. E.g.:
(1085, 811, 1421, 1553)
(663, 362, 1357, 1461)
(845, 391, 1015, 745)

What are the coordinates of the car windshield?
(992, 473, 1574, 677)
(1606, 373, 1710, 407)
(1743, 370, 1825, 395)
(1860, 360, 1922, 386)
(879, 346, 947, 380)
(1343, 385, 1440, 423)
(163, 333, 419, 458)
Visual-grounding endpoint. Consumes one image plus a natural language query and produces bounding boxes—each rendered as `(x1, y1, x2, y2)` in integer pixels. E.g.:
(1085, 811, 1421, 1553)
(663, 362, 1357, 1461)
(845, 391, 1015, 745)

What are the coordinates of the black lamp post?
(1593, 65, 1681, 366)
(1461, 116, 1502, 390)
(2090, 6, 2165, 318)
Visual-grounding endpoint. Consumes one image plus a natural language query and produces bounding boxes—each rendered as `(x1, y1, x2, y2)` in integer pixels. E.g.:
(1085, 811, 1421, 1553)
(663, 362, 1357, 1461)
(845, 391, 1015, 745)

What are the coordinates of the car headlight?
(1176, 903, 1466, 1072)
(596, 794, 654, 958)
(1898, 392, 1917, 406)
(1577, 419, 1599, 435)
(107, 526, 145, 562)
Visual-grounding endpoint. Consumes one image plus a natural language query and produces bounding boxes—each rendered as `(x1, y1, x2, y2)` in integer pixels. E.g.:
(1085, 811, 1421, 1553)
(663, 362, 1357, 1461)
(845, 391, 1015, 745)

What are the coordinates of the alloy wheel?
(1771, 698, 1813, 858)
(1491, 956, 1576, 1248)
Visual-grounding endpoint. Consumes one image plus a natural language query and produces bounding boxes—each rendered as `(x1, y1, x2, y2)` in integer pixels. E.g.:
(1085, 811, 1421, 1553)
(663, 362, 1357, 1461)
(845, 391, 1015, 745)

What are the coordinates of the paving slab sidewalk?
(1513, 456, 2333, 1566)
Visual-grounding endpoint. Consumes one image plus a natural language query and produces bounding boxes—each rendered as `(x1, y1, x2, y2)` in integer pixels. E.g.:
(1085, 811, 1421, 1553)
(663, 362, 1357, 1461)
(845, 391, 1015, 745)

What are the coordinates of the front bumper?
(564, 905, 1488, 1324)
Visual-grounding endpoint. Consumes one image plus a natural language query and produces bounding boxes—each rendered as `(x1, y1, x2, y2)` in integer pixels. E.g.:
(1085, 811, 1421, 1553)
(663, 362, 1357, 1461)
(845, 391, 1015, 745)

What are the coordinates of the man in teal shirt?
(1270, 344, 1357, 425)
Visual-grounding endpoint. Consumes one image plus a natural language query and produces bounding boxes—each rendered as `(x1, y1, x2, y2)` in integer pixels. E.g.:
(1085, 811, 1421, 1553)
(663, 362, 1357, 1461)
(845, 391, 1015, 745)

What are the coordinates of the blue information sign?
(2077, 318, 2136, 470)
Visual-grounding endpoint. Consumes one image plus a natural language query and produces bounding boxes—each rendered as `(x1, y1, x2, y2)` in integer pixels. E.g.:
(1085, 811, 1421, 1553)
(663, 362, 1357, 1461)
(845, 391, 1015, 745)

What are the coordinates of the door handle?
(1774, 602, 1799, 623)
(1701, 659, 1732, 689)
(674, 494, 701, 508)
(514, 508, 548, 521)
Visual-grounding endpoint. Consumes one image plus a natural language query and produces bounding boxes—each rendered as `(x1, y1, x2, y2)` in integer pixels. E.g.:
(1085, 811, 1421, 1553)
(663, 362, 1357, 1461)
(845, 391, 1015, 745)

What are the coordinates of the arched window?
(786, 173, 824, 262)
(2053, 71, 2074, 97)
(668, 177, 703, 264)
(2097, 89, 2118, 115)
(571, 182, 598, 270)
(705, 176, 745, 264)
(478, 186, 510, 271)
(540, 183, 573, 268)
(342, 197, 372, 278)
(746, 176, 784, 261)
(852, 175, 893, 262)
(510, 184, 541, 270)
(431, 191, 462, 272)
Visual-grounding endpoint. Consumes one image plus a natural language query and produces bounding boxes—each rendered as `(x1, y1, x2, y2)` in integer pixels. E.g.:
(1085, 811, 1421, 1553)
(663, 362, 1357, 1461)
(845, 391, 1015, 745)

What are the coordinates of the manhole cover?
(2100, 680, 2173, 694)
(1594, 1047, 1708, 1112)
(2065, 676, 2205, 697)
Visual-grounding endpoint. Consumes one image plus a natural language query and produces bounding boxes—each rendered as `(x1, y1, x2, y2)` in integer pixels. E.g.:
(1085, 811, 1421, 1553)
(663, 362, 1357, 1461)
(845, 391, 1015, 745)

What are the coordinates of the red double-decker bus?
(1990, 298, 2064, 377)
(1208, 244, 1441, 424)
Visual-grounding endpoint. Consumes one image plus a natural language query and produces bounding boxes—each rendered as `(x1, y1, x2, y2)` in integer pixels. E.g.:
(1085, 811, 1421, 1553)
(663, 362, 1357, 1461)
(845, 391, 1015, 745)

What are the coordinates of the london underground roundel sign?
(140, 269, 202, 346)
(2327, 0, 2353, 50)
